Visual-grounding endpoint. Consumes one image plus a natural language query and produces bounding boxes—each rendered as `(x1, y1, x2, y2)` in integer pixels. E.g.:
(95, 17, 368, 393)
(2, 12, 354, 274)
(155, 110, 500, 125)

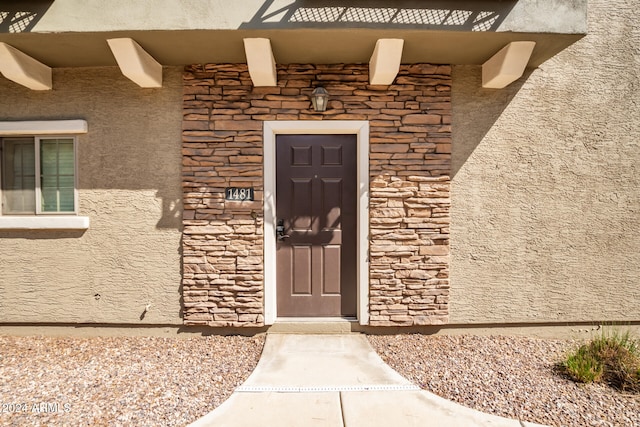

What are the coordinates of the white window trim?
(0, 120, 87, 135)
(263, 121, 370, 326)
(0, 120, 89, 230)
(0, 216, 89, 230)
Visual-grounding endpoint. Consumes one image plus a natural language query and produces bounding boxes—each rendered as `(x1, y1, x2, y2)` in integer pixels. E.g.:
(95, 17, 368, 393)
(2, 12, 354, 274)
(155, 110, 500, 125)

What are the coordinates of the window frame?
(35, 135, 79, 215)
(1, 137, 36, 215)
(1, 135, 79, 215)
(0, 120, 89, 230)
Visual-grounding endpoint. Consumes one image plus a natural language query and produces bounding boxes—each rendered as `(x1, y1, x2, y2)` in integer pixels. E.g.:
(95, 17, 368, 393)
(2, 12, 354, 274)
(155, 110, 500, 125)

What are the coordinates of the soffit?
(0, 29, 582, 68)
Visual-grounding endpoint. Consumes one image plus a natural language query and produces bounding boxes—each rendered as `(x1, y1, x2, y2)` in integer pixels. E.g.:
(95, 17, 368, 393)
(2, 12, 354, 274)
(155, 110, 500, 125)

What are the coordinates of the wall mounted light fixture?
(311, 86, 329, 112)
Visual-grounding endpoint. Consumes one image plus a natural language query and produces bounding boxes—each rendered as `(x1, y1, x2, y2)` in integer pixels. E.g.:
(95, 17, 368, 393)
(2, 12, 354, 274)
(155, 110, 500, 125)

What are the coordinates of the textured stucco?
(0, 67, 183, 324)
(28, 0, 585, 34)
(450, 0, 640, 324)
(1, 1, 638, 331)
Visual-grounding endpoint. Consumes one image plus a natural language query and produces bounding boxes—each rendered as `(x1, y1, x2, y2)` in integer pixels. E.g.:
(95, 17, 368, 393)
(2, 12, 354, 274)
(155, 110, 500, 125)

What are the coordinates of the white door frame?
(263, 121, 370, 325)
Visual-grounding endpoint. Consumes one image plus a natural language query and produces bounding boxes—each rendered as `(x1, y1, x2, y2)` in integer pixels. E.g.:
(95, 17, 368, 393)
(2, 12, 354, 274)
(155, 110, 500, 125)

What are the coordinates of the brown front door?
(276, 134, 357, 317)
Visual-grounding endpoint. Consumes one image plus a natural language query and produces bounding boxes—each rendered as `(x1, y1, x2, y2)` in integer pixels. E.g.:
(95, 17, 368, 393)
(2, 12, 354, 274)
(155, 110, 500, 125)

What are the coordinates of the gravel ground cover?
(368, 334, 640, 427)
(0, 335, 264, 427)
(3, 333, 639, 427)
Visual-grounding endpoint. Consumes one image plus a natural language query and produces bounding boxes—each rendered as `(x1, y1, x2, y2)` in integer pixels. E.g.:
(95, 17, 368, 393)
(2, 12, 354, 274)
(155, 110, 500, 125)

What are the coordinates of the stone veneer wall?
(182, 63, 451, 327)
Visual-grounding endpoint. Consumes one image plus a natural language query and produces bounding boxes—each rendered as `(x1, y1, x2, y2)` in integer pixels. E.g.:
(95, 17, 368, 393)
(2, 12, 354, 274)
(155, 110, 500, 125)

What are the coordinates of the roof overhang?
(0, 0, 587, 68)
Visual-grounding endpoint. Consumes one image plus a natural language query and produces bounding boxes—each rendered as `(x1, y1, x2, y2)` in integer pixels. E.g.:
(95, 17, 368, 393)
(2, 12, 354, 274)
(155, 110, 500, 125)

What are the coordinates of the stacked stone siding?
(182, 63, 451, 327)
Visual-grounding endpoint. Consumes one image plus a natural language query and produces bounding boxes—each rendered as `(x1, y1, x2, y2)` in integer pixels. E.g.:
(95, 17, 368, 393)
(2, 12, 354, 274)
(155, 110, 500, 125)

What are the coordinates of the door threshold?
(276, 317, 357, 322)
(269, 317, 361, 334)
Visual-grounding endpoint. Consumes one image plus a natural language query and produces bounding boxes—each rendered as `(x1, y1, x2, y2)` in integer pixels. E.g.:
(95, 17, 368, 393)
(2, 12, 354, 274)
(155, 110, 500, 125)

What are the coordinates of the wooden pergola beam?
(369, 39, 404, 85)
(482, 41, 536, 89)
(243, 38, 277, 87)
(0, 42, 52, 90)
(107, 38, 163, 88)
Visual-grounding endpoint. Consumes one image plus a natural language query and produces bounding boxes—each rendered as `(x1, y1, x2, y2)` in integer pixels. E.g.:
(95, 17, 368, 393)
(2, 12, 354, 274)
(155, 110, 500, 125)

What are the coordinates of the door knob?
(276, 219, 290, 241)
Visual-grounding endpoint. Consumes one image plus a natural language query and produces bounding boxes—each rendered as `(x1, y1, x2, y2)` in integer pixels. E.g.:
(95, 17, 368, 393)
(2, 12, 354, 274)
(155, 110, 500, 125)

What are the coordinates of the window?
(1, 136, 77, 215)
(0, 120, 88, 230)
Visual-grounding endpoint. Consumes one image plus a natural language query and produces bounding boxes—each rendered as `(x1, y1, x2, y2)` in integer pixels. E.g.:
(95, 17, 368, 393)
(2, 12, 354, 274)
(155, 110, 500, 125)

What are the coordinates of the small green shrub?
(560, 329, 640, 392)
(563, 345, 603, 383)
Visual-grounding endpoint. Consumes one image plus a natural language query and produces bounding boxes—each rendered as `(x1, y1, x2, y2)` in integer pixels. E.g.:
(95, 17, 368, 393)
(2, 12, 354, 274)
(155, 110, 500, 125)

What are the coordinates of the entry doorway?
(275, 134, 357, 316)
(263, 121, 369, 325)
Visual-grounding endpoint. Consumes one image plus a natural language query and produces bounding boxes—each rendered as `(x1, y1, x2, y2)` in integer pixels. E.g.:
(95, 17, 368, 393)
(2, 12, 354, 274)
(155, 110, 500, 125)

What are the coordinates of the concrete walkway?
(189, 334, 546, 427)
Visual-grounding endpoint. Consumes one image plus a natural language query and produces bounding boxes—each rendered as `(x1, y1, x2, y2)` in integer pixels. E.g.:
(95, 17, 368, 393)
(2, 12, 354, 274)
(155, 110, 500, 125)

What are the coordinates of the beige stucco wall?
(0, 67, 183, 324)
(450, 0, 640, 324)
(30, 0, 586, 34)
(1, 0, 638, 331)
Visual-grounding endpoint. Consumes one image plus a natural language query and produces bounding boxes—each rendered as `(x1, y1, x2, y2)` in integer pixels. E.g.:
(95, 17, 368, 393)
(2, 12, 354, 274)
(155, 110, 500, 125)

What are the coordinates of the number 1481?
(225, 187, 254, 201)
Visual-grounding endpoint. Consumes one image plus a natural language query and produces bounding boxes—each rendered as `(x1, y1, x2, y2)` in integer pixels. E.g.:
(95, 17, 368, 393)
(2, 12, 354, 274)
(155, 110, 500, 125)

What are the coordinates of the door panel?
(322, 245, 341, 294)
(292, 246, 312, 295)
(291, 179, 312, 230)
(276, 134, 357, 317)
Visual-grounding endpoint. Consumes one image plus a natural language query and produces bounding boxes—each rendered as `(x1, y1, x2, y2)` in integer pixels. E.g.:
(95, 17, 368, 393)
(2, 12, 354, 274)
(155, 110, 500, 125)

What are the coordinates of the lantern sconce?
(311, 86, 329, 112)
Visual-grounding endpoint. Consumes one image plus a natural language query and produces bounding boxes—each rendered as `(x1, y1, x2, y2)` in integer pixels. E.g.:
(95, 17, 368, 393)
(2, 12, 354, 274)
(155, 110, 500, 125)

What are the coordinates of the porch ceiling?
(0, 29, 582, 69)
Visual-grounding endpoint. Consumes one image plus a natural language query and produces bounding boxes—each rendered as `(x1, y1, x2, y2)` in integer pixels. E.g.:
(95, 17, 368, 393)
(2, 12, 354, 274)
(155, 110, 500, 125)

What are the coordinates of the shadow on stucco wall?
(240, 0, 517, 31)
(451, 65, 531, 178)
(0, 1, 54, 33)
(155, 190, 182, 230)
(0, 230, 87, 239)
(0, 66, 184, 325)
(0, 67, 183, 231)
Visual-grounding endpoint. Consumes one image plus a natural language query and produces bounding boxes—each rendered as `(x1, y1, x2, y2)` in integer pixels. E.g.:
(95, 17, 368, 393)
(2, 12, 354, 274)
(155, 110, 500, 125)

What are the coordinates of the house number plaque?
(225, 187, 254, 201)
